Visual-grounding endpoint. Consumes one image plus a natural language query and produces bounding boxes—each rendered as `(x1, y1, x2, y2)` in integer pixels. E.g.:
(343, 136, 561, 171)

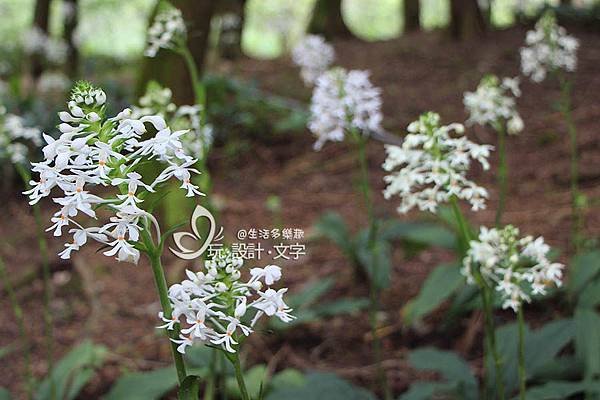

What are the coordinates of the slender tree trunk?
(403, 0, 420, 33)
(31, 0, 51, 79)
(63, 0, 80, 77)
(449, 0, 486, 40)
(309, 0, 353, 39)
(217, 0, 246, 60)
(138, 0, 216, 104)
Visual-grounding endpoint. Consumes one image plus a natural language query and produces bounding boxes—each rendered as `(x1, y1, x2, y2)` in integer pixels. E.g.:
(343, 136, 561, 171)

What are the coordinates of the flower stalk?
(0, 256, 33, 399)
(495, 123, 508, 227)
(231, 354, 250, 400)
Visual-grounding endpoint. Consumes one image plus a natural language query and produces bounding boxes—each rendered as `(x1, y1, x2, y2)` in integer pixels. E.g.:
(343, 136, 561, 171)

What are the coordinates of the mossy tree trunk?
(449, 0, 487, 40)
(137, 0, 216, 104)
(403, 0, 420, 33)
(63, 0, 79, 78)
(308, 0, 353, 39)
(31, 0, 51, 79)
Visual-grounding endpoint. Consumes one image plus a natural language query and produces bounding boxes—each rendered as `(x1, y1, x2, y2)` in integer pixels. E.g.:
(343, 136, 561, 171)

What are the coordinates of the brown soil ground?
(1, 26, 599, 398)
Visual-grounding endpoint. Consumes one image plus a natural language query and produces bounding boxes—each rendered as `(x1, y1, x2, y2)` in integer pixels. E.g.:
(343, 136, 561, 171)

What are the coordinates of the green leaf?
(312, 298, 370, 316)
(524, 380, 600, 400)
(35, 341, 107, 400)
(0, 388, 11, 400)
(398, 382, 455, 400)
(379, 220, 457, 254)
(356, 232, 392, 290)
(286, 278, 335, 309)
(226, 365, 268, 399)
(408, 347, 478, 399)
(104, 367, 178, 400)
(178, 375, 201, 400)
(575, 308, 600, 382)
(266, 372, 376, 400)
(402, 262, 464, 325)
(568, 250, 600, 299)
(578, 279, 600, 309)
(489, 319, 574, 392)
(314, 212, 354, 259)
(269, 369, 305, 390)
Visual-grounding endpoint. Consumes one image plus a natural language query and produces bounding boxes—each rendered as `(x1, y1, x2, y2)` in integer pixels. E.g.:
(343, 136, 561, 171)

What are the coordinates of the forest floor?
(1, 26, 600, 398)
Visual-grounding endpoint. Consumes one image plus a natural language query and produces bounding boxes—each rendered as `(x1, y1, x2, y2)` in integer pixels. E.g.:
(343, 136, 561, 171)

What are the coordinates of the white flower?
(309, 68, 383, 150)
(162, 249, 294, 354)
(145, 8, 186, 58)
(520, 11, 579, 83)
(291, 35, 335, 86)
(464, 75, 524, 135)
(23, 27, 68, 64)
(0, 108, 42, 165)
(24, 81, 202, 264)
(383, 112, 492, 214)
(463, 225, 564, 312)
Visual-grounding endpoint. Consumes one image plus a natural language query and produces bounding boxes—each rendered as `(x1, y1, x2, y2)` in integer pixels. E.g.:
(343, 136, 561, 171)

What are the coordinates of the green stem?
(178, 44, 206, 123)
(203, 349, 217, 400)
(449, 196, 472, 251)
(481, 286, 505, 400)
(558, 75, 583, 252)
(232, 354, 250, 400)
(495, 124, 508, 227)
(16, 164, 54, 385)
(143, 231, 187, 384)
(356, 136, 390, 400)
(517, 306, 526, 400)
(0, 256, 33, 399)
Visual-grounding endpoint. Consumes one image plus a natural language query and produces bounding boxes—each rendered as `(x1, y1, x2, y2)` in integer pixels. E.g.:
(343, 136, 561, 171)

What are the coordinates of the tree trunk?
(63, 0, 79, 77)
(138, 0, 216, 104)
(449, 0, 486, 40)
(216, 0, 246, 60)
(403, 0, 420, 33)
(308, 0, 353, 39)
(31, 0, 51, 79)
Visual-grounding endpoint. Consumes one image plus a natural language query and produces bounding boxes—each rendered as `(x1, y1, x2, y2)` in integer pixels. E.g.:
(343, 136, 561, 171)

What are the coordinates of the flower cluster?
(161, 249, 294, 354)
(383, 112, 492, 214)
(463, 225, 564, 312)
(309, 68, 383, 150)
(145, 8, 186, 58)
(520, 12, 579, 83)
(291, 35, 335, 86)
(464, 75, 524, 134)
(132, 82, 213, 159)
(0, 106, 42, 164)
(23, 27, 68, 65)
(24, 81, 204, 264)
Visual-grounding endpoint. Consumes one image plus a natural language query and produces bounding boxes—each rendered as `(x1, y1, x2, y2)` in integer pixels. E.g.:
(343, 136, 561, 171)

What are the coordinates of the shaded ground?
(1, 26, 599, 398)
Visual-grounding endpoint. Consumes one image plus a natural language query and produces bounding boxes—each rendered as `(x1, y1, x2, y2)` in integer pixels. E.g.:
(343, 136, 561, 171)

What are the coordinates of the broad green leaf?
(403, 262, 464, 325)
(269, 369, 305, 390)
(524, 380, 600, 400)
(356, 232, 392, 290)
(104, 367, 178, 400)
(568, 250, 600, 298)
(314, 212, 354, 259)
(490, 319, 574, 392)
(408, 347, 477, 399)
(379, 220, 457, 253)
(286, 278, 335, 309)
(178, 375, 201, 400)
(533, 356, 583, 382)
(312, 298, 370, 316)
(266, 372, 376, 400)
(578, 278, 600, 309)
(226, 365, 267, 399)
(0, 388, 11, 400)
(398, 382, 456, 400)
(575, 309, 600, 383)
(35, 341, 107, 400)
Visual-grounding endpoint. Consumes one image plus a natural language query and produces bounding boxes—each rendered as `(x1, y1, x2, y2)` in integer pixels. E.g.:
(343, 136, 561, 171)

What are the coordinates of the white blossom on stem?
(145, 8, 186, 58)
(520, 11, 579, 83)
(24, 81, 203, 264)
(463, 225, 564, 312)
(383, 112, 492, 214)
(309, 68, 383, 150)
(161, 249, 294, 354)
(291, 35, 335, 86)
(464, 75, 524, 135)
